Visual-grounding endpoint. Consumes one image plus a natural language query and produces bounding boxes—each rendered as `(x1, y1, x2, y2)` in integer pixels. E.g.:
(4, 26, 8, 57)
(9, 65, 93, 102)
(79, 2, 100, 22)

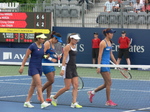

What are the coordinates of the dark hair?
(67, 33, 77, 43)
(50, 31, 61, 39)
(102, 28, 112, 36)
(34, 33, 43, 41)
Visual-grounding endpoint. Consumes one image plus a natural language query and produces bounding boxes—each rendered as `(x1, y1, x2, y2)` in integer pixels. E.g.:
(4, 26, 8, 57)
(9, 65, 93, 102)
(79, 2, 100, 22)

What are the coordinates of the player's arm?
(60, 45, 70, 76)
(44, 41, 57, 62)
(44, 41, 50, 52)
(19, 49, 31, 74)
(97, 40, 105, 73)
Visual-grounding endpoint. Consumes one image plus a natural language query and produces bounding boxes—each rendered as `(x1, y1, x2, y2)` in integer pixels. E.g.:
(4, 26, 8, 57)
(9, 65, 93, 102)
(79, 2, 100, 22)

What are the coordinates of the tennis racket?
(54, 42, 63, 67)
(110, 60, 132, 79)
(78, 76, 84, 90)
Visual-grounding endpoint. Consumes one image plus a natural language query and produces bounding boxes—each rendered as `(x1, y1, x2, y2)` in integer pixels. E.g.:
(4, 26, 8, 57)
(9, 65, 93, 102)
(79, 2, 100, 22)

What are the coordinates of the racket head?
(78, 76, 84, 90)
(119, 68, 132, 79)
(54, 42, 63, 55)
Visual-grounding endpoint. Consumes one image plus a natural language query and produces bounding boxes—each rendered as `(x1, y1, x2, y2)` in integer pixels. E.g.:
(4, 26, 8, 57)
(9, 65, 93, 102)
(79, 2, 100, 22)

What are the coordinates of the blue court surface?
(0, 75, 149, 112)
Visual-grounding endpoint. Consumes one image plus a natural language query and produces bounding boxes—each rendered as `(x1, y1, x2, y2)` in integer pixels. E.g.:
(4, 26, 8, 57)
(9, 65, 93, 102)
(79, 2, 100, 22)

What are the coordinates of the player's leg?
(101, 72, 112, 101)
(101, 72, 117, 106)
(71, 77, 82, 108)
(34, 74, 51, 108)
(87, 69, 108, 103)
(43, 71, 55, 102)
(51, 79, 72, 106)
(24, 77, 36, 108)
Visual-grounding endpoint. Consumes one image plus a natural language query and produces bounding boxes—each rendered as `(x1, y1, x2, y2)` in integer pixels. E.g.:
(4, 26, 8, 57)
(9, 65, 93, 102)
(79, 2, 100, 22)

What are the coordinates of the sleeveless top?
(101, 40, 112, 64)
(66, 44, 77, 65)
(42, 41, 56, 63)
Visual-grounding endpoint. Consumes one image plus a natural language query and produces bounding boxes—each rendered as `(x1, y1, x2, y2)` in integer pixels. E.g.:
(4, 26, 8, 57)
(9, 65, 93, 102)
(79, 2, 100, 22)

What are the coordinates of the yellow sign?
(0, 28, 50, 34)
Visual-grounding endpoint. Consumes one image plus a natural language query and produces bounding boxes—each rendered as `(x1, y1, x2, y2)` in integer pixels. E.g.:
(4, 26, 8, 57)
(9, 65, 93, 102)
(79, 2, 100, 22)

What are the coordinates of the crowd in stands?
(104, 0, 150, 13)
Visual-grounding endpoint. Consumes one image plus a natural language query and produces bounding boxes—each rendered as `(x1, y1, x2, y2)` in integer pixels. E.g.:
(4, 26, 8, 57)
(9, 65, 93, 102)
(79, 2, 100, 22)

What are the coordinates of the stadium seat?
(122, 1, 130, 5)
(96, 12, 108, 24)
(69, 0, 78, 5)
(118, 12, 127, 24)
(55, 6, 62, 17)
(61, 0, 69, 6)
(70, 6, 81, 18)
(61, 5, 70, 18)
(51, 0, 61, 5)
(107, 12, 119, 24)
(124, 7, 134, 12)
(45, 6, 54, 12)
(137, 12, 147, 24)
(125, 12, 137, 24)
(146, 12, 150, 25)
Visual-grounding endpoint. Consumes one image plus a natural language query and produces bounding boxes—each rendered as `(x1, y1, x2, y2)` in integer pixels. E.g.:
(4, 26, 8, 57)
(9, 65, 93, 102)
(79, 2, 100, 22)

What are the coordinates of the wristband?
(48, 57, 52, 61)
(61, 66, 66, 70)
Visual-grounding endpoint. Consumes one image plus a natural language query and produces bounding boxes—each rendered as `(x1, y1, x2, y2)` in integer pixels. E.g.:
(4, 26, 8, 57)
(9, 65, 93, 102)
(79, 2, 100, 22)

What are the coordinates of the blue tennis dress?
(28, 43, 44, 76)
(42, 41, 56, 74)
(101, 40, 112, 72)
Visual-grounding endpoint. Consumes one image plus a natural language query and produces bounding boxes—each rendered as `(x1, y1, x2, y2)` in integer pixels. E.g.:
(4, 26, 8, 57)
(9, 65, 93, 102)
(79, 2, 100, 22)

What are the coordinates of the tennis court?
(0, 65, 149, 112)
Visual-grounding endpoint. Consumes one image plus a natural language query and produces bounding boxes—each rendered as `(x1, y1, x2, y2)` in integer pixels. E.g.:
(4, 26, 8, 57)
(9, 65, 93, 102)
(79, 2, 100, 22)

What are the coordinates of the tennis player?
(19, 33, 50, 109)
(50, 33, 82, 108)
(41, 31, 62, 102)
(87, 28, 118, 106)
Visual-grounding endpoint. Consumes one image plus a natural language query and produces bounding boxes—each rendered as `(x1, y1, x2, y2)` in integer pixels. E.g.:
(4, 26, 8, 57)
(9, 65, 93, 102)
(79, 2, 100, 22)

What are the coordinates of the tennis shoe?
(105, 100, 117, 106)
(24, 102, 34, 108)
(50, 95, 57, 106)
(71, 102, 82, 108)
(46, 98, 52, 102)
(41, 101, 51, 109)
(87, 91, 95, 103)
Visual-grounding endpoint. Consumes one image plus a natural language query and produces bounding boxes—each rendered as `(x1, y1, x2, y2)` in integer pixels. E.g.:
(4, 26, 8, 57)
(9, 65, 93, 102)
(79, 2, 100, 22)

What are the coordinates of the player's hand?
(43, 54, 50, 59)
(97, 68, 101, 74)
(19, 66, 24, 74)
(60, 70, 64, 76)
(51, 58, 57, 63)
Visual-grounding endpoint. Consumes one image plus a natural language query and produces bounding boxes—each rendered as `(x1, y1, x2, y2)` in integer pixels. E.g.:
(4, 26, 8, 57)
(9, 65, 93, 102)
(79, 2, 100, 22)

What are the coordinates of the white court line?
(122, 107, 150, 112)
(0, 87, 93, 99)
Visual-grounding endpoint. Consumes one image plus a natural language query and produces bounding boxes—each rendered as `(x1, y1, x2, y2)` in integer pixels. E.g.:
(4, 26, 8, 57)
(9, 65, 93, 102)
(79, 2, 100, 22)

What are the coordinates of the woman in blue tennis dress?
(41, 31, 63, 102)
(87, 28, 118, 106)
(19, 33, 50, 109)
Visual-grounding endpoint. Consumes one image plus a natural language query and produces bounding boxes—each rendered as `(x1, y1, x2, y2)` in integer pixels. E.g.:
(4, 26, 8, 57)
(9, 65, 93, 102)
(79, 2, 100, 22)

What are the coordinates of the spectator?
(145, 0, 150, 13)
(116, 31, 131, 70)
(130, 0, 137, 6)
(77, 0, 93, 5)
(114, 0, 122, 12)
(92, 32, 101, 64)
(133, 0, 144, 13)
(104, 0, 116, 13)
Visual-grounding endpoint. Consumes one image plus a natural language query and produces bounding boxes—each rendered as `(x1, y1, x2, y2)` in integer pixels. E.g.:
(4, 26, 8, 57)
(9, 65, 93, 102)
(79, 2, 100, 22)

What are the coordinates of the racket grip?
(58, 60, 60, 67)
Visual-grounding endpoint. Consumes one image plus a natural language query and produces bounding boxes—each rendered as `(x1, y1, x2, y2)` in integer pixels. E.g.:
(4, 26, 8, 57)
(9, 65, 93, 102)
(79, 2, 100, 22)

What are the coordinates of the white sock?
(91, 91, 95, 94)
(25, 101, 29, 104)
